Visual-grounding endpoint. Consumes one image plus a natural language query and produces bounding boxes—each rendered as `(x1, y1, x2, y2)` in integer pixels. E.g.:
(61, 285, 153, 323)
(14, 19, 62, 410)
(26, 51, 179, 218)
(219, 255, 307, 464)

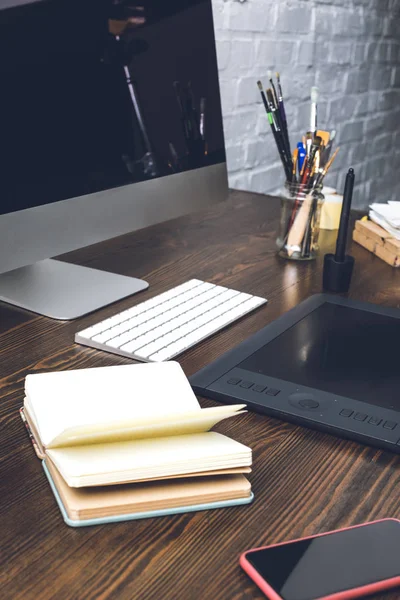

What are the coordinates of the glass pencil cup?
(276, 181, 324, 261)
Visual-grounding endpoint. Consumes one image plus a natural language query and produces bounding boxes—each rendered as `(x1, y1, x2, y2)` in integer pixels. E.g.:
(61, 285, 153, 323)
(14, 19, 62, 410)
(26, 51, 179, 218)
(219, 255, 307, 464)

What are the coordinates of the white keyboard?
(75, 279, 267, 362)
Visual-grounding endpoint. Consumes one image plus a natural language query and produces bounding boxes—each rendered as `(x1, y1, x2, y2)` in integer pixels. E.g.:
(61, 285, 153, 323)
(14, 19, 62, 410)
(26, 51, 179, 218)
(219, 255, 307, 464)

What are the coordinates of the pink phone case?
(240, 518, 400, 600)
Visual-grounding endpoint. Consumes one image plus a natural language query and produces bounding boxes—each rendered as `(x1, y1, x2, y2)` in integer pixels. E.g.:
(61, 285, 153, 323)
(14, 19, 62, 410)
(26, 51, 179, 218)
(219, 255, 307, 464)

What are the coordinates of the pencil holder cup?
(276, 182, 324, 261)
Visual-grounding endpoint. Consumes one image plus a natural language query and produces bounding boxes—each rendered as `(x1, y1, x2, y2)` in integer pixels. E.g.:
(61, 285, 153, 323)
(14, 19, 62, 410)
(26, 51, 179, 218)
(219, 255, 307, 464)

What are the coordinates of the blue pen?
(297, 142, 306, 174)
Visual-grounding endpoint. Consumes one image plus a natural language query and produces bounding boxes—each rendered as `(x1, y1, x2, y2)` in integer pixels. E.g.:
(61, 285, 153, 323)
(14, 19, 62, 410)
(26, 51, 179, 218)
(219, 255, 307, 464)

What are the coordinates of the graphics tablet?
(190, 294, 400, 453)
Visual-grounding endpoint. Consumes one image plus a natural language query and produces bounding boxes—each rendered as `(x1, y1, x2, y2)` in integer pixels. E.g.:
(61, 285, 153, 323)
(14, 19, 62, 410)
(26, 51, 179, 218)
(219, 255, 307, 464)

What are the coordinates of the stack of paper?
(21, 362, 253, 526)
(369, 203, 400, 241)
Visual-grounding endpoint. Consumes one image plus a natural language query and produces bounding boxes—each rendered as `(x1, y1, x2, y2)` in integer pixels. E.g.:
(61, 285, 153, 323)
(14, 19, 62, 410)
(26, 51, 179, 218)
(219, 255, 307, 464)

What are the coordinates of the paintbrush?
(292, 148, 298, 183)
(316, 129, 330, 146)
(310, 86, 318, 136)
(305, 131, 313, 158)
(286, 191, 314, 257)
(257, 80, 270, 114)
(266, 88, 292, 180)
(267, 70, 279, 109)
(287, 136, 323, 233)
(313, 147, 340, 189)
(276, 71, 291, 163)
(301, 147, 340, 258)
(259, 80, 292, 179)
(301, 137, 322, 185)
(320, 129, 336, 167)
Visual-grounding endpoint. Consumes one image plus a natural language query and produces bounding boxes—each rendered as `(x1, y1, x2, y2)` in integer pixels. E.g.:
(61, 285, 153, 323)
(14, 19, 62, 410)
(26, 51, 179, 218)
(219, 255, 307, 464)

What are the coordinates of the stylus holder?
(323, 253, 354, 293)
(277, 182, 324, 261)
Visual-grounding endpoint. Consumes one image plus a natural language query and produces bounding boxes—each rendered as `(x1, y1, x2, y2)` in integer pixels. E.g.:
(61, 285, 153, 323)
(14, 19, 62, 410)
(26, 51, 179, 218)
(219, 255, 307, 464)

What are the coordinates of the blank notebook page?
(47, 432, 252, 487)
(25, 362, 199, 447)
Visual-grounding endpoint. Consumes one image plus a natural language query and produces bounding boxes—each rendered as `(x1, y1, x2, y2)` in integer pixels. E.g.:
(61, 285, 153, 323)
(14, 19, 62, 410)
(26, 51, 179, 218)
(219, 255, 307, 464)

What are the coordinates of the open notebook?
(21, 362, 253, 525)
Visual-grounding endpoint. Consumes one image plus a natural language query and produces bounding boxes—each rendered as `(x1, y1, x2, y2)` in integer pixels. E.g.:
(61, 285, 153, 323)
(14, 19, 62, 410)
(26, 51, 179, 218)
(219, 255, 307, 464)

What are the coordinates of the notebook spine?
(19, 407, 45, 460)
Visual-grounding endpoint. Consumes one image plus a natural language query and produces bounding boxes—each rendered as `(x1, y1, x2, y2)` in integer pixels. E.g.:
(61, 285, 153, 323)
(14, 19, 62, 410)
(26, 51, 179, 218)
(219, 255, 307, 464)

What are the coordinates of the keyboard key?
(75, 279, 267, 362)
(150, 347, 175, 362)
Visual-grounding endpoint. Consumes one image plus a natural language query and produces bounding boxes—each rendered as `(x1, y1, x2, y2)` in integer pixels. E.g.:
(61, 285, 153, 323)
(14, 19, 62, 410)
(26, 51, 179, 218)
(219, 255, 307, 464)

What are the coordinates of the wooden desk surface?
(1, 191, 400, 600)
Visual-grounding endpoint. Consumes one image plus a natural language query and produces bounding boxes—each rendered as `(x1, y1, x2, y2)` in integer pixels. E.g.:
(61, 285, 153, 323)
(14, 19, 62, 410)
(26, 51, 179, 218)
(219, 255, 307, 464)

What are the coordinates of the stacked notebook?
(21, 361, 253, 527)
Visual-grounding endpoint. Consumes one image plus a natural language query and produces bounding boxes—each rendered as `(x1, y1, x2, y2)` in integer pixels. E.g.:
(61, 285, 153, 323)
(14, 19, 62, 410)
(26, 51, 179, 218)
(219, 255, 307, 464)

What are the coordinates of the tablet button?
(252, 384, 267, 393)
(289, 392, 319, 410)
(266, 388, 280, 396)
(368, 417, 382, 426)
(354, 412, 368, 422)
(239, 381, 253, 389)
(340, 409, 353, 417)
(299, 399, 319, 409)
(383, 420, 397, 431)
(227, 378, 241, 385)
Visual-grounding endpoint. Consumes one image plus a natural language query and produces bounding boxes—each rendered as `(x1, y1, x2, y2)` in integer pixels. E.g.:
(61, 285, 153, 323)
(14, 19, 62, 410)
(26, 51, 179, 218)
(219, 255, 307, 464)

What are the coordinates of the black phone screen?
(245, 520, 400, 600)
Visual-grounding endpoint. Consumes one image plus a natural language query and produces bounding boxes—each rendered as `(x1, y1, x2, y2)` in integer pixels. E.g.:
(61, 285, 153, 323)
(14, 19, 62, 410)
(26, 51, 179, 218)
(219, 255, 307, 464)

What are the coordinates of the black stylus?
(323, 167, 355, 293)
(335, 168, 355, 262)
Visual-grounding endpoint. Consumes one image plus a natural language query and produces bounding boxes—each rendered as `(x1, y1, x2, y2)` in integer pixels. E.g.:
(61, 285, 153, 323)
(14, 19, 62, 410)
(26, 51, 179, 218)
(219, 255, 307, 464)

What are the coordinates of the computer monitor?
(0, 0, 228, 319)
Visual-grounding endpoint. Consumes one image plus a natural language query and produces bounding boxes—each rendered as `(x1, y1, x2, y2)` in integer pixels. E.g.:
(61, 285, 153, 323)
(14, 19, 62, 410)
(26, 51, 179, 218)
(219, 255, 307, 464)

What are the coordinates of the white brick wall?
(213, 0, 400, 208)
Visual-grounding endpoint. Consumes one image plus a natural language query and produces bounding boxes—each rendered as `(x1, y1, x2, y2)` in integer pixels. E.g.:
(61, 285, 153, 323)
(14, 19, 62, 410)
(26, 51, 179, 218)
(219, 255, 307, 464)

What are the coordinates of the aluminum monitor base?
(0, 258, 148, 320)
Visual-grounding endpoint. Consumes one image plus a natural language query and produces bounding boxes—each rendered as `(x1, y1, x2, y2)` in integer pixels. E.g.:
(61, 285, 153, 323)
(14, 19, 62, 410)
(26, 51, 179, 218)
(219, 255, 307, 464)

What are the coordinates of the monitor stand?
(0, 258, 149, 320)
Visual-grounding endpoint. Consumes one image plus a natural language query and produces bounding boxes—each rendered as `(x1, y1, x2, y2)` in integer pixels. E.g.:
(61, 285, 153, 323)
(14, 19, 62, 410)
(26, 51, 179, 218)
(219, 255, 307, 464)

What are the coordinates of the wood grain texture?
(1, 190, 400, 600)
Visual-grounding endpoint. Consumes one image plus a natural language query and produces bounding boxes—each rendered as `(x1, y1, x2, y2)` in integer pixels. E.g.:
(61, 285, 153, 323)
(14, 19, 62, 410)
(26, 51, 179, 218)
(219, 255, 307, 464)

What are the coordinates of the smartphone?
(240, 519, 400, 600)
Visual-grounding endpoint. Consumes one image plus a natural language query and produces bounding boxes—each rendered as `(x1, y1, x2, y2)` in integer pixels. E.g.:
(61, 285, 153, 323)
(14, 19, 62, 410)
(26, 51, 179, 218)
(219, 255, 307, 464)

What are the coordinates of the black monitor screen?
(0, 0, 225, 215)
(239, 302, 400, 409)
